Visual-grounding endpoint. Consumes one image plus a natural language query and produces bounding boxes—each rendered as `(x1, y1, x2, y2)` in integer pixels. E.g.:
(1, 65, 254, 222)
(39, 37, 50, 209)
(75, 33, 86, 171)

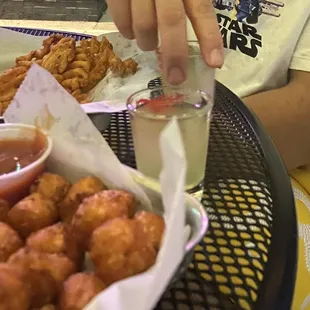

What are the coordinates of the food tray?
(0, 92, 209, 310)
(0, 27, 111, 133)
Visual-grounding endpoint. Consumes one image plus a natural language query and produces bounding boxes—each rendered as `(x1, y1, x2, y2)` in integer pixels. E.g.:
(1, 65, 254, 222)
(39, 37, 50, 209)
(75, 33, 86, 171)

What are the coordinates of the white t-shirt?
(187, 0, 310, 98)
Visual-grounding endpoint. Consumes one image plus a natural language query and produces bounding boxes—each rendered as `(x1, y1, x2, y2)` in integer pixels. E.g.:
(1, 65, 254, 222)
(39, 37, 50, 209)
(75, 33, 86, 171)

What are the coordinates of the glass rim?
(126, 86, 213, 120)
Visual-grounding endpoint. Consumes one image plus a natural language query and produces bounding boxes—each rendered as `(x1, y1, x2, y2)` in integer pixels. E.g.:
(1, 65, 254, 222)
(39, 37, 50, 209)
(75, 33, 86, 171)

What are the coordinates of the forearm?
(244, 74, 310, 171)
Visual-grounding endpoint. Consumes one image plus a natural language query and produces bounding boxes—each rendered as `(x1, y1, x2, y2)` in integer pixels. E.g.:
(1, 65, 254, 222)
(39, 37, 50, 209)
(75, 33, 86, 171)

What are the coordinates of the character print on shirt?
(213, 0, 284, 58)
(213, 0, 284, 23)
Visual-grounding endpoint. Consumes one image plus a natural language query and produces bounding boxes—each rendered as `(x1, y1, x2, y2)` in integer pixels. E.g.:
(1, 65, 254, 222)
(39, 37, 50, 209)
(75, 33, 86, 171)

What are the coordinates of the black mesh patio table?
(3, 27, 298, 310)
(103, 81, 297, 310)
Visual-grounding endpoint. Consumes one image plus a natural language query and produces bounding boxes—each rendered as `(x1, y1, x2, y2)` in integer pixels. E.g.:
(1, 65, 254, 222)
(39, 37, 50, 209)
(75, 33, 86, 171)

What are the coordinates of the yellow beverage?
(128, 88, 213, 192)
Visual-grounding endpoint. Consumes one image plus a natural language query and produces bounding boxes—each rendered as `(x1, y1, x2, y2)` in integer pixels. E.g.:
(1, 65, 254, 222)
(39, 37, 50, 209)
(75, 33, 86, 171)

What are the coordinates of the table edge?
(216, 81, 297, 310)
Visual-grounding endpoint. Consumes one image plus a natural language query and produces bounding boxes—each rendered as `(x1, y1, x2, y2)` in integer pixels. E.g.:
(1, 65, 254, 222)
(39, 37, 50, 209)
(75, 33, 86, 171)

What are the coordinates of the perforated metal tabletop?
(3, 27, 298, 310)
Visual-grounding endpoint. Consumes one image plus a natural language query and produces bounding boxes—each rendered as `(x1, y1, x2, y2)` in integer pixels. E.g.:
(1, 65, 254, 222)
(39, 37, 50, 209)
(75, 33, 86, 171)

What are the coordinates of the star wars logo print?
(217, 13, 262, 58)
(213, 0, 284, 58)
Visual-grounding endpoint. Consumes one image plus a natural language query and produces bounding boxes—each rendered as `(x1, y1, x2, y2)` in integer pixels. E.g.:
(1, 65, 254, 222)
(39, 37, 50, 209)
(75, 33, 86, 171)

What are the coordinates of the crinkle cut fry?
(0, 73, 26, 93)
(59, 36, 113, 102)
(0, 66, 28, 114)
(94, 37, 138, 77)
(35, 34, 65, 60)
(41, 38, 76, 74)
(60, 40, 91, 97)
(108, 53, 139, 77)
(0, 66, 28, 83)
(78, 36, 137, 93)
(15, 34, 64, 65)
(0, 88, 18, 102)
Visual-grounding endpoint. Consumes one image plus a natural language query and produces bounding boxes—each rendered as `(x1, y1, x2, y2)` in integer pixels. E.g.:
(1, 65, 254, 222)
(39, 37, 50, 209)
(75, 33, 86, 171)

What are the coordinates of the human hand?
(106, 0, 224, 85)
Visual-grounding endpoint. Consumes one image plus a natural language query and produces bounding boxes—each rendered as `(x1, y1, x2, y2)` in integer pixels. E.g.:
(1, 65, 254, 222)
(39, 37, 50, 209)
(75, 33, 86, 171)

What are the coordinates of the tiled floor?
(0, 0, 108, 21)
(0, 18, 117, 36)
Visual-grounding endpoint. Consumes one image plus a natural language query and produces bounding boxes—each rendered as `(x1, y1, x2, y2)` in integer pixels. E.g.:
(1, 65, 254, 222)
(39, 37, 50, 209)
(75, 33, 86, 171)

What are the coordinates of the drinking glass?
(127, 85, 213, 199)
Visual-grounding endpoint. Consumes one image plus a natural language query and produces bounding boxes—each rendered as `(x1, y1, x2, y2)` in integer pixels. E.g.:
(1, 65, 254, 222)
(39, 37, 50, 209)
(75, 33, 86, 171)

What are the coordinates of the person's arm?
(244, 70, 310, 171)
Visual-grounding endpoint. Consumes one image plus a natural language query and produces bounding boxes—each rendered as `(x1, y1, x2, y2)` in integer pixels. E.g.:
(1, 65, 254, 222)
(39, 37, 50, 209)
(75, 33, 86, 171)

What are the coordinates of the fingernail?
(167, 67, 185, 85)
(209, 49, 224, 68)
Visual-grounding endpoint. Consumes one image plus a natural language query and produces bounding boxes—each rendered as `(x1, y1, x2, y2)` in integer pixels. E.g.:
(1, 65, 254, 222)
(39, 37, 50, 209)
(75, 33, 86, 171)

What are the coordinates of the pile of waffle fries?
(0, 34, 138, 116)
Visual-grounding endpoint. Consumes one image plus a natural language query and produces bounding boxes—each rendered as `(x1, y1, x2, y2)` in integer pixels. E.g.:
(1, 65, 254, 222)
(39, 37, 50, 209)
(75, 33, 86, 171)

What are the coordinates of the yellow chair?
(291, 167, 310, 310)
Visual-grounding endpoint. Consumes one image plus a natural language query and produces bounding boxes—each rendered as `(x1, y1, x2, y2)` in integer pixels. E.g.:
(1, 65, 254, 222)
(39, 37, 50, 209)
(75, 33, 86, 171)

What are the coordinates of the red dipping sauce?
(0, 126, 51, 206)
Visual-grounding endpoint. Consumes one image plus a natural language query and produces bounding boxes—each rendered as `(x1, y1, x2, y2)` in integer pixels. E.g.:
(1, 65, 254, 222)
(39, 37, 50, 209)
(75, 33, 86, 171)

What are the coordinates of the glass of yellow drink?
(127, 85, 213, 199)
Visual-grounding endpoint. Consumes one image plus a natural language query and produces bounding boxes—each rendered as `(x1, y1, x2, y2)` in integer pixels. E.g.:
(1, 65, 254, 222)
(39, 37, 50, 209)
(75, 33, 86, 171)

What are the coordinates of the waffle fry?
(86, 48, 110, 91)
(0, 35, 139, 116)
(35, 34, 65, 60)
(41, 38, 76, 74)
(0, 67, 27, 83)
(67, 61, 91, 73)
(60, 43, 91, 92)
(62, 77, 82, 92)
(0, 74, 26, 93)
(99, 36, 113, 51)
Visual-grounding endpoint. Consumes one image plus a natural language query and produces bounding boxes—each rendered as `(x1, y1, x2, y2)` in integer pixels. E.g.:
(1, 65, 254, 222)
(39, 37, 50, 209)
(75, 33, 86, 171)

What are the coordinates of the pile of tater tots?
(0, 173, 165, 310)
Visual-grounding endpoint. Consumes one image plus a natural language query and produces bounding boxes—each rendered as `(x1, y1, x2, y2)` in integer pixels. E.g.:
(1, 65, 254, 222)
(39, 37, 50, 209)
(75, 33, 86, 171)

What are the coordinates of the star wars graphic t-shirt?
(187, 0, 310, 98)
